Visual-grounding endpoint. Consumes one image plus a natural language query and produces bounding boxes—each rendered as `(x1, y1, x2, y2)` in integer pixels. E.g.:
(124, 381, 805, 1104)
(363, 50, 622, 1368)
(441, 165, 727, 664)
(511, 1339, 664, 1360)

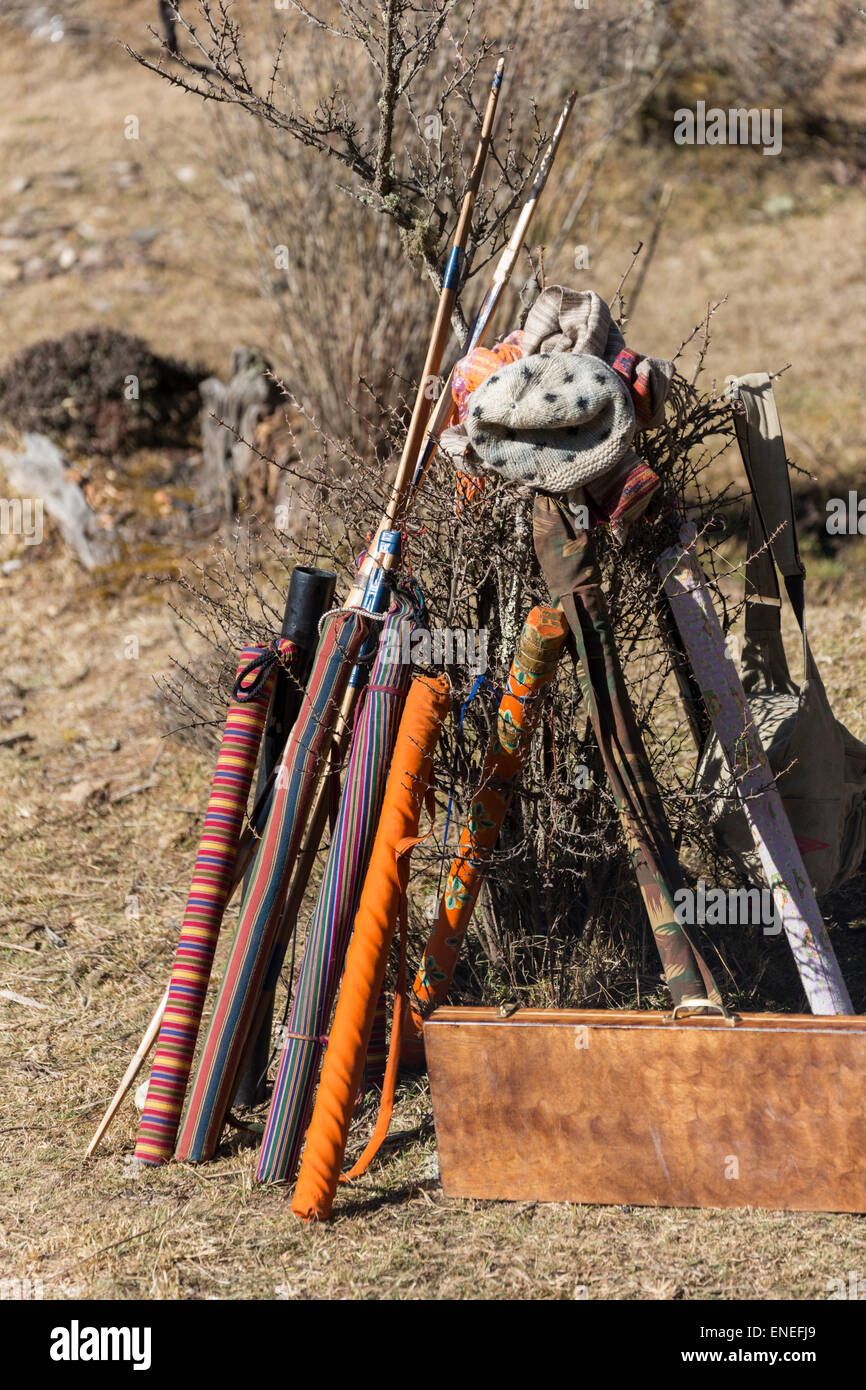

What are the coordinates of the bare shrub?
(162, 308, 782, 1013)
(138, 4, 848, 1014)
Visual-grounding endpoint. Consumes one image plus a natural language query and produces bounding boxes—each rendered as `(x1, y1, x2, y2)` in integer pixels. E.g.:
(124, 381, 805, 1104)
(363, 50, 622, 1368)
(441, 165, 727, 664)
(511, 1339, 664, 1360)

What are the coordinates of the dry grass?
(2, 545, 866, 1301)
(0, 1, 262, 376)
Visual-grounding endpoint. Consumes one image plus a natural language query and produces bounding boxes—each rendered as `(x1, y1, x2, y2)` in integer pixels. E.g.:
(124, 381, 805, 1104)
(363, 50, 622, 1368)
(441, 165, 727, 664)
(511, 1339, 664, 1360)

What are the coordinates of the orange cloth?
(453, 331, 524, 509)
(291, 674, 450, 1221)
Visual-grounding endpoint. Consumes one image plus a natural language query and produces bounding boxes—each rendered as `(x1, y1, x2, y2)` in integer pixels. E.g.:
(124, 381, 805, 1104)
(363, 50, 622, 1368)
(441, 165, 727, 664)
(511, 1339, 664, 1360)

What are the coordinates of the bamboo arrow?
(86, 988, 168, 1158)
(348, 57, 507, 601)
(407, 89, 576, 504)
(251, 81, 578, 1084)
(225, 59, 511, 1113)
(266, 61, 510, 992)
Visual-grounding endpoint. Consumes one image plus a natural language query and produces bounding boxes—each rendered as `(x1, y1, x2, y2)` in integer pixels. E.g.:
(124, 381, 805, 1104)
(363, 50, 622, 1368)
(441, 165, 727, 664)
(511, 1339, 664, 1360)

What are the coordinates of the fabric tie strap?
(233, 642, 293, 703)
(175, 610, 371, 1164)
(281, 1029, 331, 1047)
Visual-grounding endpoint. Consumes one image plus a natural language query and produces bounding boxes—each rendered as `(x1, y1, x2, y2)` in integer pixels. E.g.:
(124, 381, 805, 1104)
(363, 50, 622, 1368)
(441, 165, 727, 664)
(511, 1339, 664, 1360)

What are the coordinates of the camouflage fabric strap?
(533, 492, 721, 1008)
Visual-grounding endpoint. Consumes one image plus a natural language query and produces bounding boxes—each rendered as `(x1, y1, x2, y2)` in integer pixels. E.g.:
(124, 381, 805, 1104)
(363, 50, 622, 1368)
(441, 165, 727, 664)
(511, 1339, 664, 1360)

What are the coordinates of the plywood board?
(424, 1008, 866, 1212)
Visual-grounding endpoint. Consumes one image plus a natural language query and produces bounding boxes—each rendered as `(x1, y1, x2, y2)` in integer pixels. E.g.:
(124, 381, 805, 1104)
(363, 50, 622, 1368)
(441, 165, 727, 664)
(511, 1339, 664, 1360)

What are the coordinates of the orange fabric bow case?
(292, 673, 450, 1221)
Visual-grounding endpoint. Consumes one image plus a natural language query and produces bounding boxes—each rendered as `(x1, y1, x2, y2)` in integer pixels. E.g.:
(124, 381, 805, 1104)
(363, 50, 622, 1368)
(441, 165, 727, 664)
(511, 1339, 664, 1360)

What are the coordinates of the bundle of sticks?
(88, 55, 853, 1221)
(88, 62, 578, 1191)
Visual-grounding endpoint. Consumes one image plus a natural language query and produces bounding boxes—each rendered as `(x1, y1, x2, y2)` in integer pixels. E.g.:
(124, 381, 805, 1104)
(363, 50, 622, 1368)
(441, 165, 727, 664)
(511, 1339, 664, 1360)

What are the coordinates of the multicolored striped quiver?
(256, 590, 419, 1184)
(134, 638, 299, 1165)
(175, 610, 371, 1163)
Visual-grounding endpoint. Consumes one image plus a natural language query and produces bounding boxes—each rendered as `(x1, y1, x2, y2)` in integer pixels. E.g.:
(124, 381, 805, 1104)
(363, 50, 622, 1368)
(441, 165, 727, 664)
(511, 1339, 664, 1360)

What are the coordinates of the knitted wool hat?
(521, 285, 626, 361)
(454, 351, 636, 492)
(437, 285, 672, 534)
(522, 286, 673, 429)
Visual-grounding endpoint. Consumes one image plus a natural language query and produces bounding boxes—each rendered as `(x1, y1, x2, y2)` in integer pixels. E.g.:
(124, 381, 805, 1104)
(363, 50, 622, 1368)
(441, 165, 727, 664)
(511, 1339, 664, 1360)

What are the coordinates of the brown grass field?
(1, 1, 866, 1301)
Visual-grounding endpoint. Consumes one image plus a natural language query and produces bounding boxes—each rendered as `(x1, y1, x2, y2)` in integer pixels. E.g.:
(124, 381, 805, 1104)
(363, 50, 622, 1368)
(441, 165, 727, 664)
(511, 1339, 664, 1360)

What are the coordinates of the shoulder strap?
(734, 372, 806, 627)
(734, 373, 808, 689)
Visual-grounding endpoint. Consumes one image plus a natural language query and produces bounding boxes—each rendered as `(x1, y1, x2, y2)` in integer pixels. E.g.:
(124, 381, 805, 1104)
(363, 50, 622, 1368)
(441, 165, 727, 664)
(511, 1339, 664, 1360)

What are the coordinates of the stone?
(61, 778, 111, 807)
(129, 226, 161, 246)
(199, 347, 284, 523)
(763, 193, 795, 219)
(0, 433, 118, 570)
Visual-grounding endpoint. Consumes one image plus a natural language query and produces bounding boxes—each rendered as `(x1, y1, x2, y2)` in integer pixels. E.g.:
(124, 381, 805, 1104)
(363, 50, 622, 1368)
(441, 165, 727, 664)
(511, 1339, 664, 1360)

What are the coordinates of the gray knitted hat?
(521, 285, 626, 361)
(437, 285, 673, 499)
(457, 352, 635, 491)
(521, 285, 672, 428)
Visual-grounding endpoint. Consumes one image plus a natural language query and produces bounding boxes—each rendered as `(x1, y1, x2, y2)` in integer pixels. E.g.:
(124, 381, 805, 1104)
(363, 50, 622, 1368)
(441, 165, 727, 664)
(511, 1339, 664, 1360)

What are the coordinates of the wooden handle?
(85, 988, 168, 1157)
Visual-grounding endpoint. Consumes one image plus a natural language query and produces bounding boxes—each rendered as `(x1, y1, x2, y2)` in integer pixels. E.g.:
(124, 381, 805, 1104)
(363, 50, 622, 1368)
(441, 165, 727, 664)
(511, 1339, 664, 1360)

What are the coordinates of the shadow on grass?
(334, 1176, 442, 1221)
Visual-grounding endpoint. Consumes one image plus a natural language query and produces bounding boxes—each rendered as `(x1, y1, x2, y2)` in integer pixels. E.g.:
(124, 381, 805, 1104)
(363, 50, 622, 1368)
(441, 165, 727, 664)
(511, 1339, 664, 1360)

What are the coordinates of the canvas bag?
(695, 372, 866, 896)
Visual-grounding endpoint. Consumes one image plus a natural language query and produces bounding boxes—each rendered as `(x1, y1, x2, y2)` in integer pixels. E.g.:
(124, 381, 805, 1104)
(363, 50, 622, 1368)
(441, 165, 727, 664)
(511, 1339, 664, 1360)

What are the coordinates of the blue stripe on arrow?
(443, 246, 461, 291)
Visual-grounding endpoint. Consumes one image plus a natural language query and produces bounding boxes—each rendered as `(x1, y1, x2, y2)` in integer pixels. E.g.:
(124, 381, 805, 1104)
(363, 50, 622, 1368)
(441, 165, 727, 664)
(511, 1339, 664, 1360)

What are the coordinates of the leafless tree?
(141, 3, 855, 1013)
(127, 0, 683, 449)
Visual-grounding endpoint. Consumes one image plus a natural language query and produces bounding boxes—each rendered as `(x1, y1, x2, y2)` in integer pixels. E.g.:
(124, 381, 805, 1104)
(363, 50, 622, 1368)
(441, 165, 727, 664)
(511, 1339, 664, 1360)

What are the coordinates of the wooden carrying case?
(423, 1007, 866, 1213)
